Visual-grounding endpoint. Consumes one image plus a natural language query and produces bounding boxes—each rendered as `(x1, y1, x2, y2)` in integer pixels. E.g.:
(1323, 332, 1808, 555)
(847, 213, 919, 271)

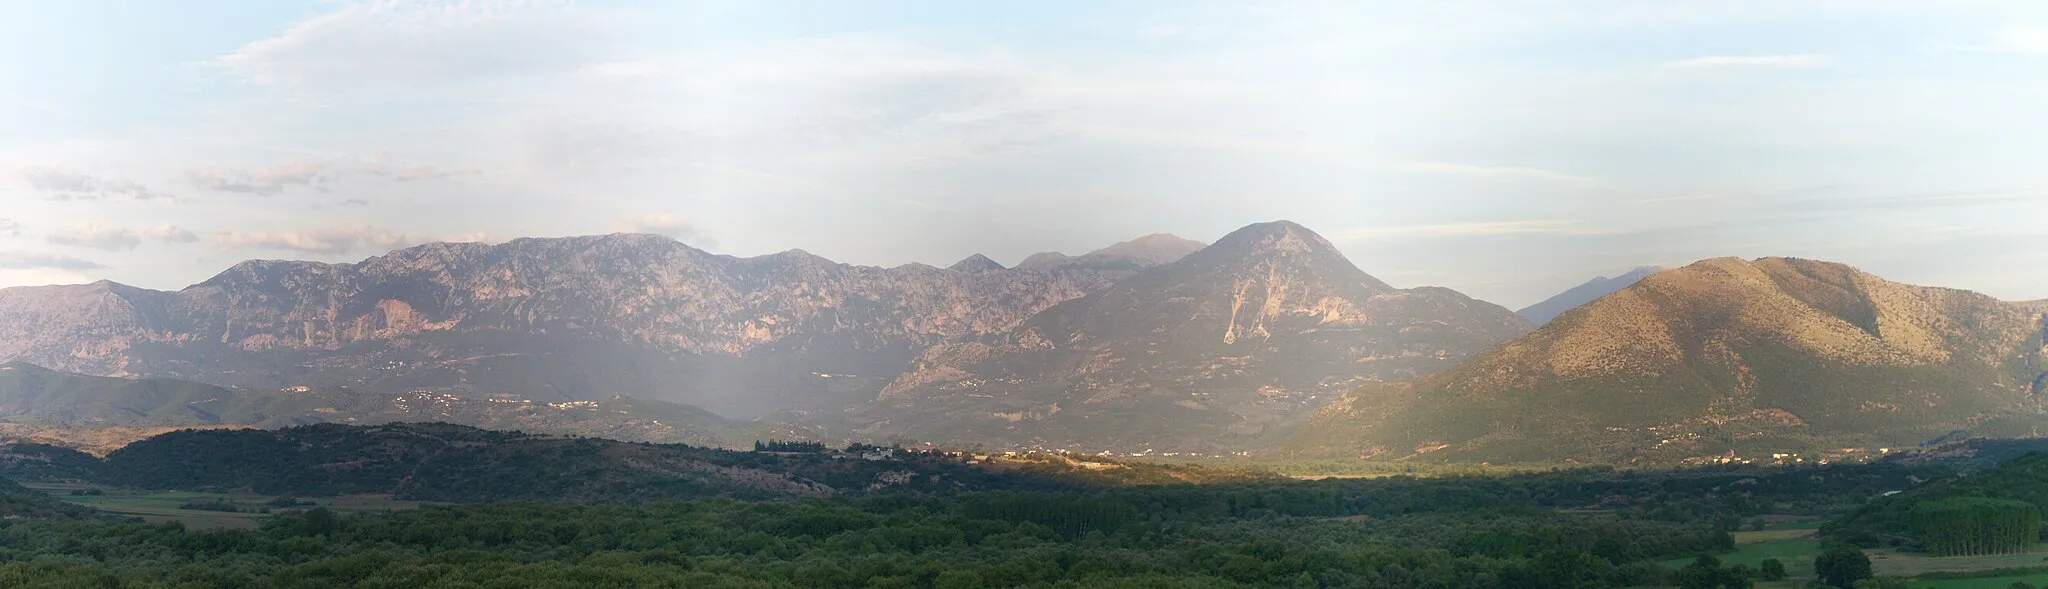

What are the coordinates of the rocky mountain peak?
(869, 220, 1528, 450)
(947, 254, 1006, 273)
(1175, 220, 1393, 293)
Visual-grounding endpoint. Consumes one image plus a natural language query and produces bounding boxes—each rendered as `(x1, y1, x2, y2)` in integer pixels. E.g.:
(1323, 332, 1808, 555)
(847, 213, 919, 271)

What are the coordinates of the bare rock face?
(865, 221, 1532, 451)
(0, 234, 1161, 419)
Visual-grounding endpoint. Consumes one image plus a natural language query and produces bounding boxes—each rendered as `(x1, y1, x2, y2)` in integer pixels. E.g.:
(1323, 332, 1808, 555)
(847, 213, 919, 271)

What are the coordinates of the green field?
(22, 482, 429, 530)
(1908, 573, 2048, 588)
(1872, 547, 2048, 578)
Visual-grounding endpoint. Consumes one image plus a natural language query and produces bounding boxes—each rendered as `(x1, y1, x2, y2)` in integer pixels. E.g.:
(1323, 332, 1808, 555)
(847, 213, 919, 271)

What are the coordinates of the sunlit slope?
(1287, 257, 2048, 463)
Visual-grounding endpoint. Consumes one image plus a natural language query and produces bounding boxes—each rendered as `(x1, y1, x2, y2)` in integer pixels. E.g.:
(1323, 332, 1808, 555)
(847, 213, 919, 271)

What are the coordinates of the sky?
(3, 0, 2047, 309)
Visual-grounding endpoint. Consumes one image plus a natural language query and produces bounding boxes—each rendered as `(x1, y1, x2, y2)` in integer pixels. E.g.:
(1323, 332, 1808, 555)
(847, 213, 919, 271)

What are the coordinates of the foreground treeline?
(0, 491, 1728, 588)
(1827, 451, 2048, 553)
(0, 456, 1960, 588)
(0, 423, 1282, 503)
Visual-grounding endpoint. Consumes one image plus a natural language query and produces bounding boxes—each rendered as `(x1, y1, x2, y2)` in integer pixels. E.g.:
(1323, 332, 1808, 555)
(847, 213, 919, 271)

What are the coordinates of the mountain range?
(1286, 257, 2048, 463)
(4, 221, 2044, 463)
(0, 221, 1525, 452)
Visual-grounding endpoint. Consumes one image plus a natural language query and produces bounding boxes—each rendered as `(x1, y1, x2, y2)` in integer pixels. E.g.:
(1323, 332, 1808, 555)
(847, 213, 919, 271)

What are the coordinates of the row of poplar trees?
(1908, 497, 2042, 556)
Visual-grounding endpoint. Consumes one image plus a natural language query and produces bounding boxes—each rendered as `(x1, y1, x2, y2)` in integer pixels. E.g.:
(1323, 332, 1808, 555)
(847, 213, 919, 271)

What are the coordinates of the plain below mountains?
(0, 221, 1527, 452)
(1287, 257, 2048, 464)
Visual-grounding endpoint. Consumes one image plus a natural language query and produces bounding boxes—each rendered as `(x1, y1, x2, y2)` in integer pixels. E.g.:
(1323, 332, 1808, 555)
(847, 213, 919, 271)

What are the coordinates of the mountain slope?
(1286, 257, 2048, 464)
(1516, 266, 1662, 327)
(870, 221, 1532, 451)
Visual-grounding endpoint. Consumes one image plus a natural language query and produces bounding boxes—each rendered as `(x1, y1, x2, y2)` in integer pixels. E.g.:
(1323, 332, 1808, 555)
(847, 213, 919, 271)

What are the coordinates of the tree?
(1758, 558, 1787, 581)
(1813, 542, 1872, 589)
(934, 570, 984, 589)
(1677, 555, 1753, 589)
(1909, 498, 2042, 556)
(1851, 577, 1908, 589)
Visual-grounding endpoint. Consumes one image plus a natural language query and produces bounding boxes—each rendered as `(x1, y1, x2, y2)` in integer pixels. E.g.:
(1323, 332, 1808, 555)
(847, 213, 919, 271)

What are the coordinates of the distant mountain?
(869, 221, 1532, 451)
(0, 362, 741, 448)
(1286, 257, 2048, 464)
(1516, 266, 1662, 327)
(0, 235, 1151, 420)
(1013, 233, 1206, 271)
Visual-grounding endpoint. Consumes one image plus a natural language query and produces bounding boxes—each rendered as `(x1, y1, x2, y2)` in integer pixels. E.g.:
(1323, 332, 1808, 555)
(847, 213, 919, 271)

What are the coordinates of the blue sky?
(2, 0, 2047, 308)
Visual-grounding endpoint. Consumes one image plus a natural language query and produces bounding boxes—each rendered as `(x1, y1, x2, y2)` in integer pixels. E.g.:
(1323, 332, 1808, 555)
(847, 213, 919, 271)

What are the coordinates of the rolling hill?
(1286, 257, 2048, 464)
(0, 362, 743, 448)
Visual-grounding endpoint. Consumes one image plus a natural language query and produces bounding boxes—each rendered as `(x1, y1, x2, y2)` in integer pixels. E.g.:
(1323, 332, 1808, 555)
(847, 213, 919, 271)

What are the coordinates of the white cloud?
(20, 167, 172, 201)
(1662, 54, 1832, 68)
(183, 160, 328, 195)
(47, 225, 142, 251)
(0, 251, 104, 271)
(214, 225, 433, 255)
(0, 219, 18, 237)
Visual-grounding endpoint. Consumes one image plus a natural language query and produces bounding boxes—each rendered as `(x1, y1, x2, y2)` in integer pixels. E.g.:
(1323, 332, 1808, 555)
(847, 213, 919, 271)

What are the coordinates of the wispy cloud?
(140, 225, 200, 244)
(1332, 220, 1604, 241)
(0, 251, 104, 271)
(0, 219, 18, 238)
(47, 225, 142, 251)
(1662, 54, 1831, 68)
(214, 225, 432, 255)
(215, 0, 610, 92)
(183, 160, 328, 196)
(20, 167, 173, 201)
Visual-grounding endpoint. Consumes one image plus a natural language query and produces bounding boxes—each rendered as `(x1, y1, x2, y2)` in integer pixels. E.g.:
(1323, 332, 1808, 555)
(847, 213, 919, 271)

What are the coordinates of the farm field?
(21, 482, 430, 530)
